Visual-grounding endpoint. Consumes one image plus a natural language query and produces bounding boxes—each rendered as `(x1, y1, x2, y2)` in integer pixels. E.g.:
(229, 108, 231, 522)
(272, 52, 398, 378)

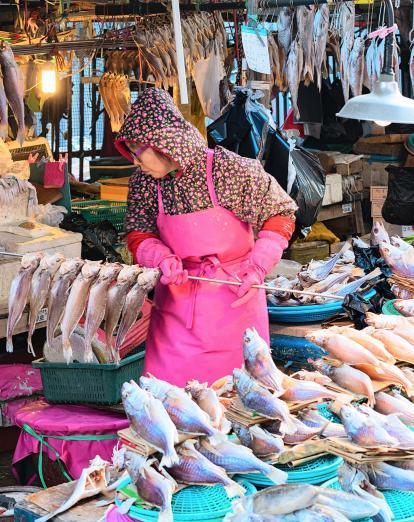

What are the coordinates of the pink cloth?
(2, 397, 43, 426)
(43, 161, 65, 188)
(105, 506, 135, 522)
(0, 364, 42, 400)
(143, 149, 269, 386)
(13, 400, 128, 481)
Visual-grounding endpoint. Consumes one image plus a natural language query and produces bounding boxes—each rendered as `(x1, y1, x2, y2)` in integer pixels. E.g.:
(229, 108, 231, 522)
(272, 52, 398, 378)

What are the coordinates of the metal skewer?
(0, 251, 24, 258)
(187, 275, 345, 301)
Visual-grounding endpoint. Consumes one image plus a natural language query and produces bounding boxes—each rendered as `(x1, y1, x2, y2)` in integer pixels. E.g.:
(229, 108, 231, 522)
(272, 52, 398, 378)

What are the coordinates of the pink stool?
(13, 400, 128, 487)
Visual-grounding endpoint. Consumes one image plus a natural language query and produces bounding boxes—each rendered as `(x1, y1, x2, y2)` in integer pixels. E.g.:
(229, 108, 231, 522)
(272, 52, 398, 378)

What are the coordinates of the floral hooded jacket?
(115, 88, 297, 244)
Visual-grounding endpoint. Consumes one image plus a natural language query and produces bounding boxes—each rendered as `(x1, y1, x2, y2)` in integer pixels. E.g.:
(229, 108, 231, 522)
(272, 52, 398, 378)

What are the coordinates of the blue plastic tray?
(323, 478, 414, 522)
(116, 477, 256, 522)
(268, 289, 376, 323)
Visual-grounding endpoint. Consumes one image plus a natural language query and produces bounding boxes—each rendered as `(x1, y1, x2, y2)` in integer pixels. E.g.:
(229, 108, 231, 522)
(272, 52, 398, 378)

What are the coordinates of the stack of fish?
(224, 482, 383, 522)
(6, 254, 159, 364)
(266, 241, 379, 307)
(98, 74, 131, 133)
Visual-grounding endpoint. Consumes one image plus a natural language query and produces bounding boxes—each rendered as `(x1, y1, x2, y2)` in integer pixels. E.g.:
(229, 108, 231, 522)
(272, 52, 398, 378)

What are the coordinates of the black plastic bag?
(382, 165, 414, 225)
(353, 244, 392, 276)
(207, 88, 272, 159)
(60, 214, 122, 262)
(342, 290, 381, 329)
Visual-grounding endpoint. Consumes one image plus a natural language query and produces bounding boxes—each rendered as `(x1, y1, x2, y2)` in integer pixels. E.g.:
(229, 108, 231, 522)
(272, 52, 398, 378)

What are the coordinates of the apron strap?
(206, 149, 219, 207)
(157, 181, 165, 214)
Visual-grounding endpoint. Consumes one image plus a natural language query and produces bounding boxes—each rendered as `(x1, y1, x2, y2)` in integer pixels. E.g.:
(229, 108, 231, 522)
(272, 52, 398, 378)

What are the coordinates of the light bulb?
(41, 67, 57, 94)
(374, 120, 392, 127)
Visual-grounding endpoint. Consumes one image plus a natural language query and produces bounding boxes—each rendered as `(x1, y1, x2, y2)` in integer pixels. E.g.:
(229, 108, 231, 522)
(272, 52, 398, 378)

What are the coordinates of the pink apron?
(143, 149, 269, 386)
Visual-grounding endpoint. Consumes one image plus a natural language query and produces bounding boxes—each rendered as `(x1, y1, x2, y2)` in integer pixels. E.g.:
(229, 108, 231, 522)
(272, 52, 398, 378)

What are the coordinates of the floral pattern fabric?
(115, 88, 297, 234)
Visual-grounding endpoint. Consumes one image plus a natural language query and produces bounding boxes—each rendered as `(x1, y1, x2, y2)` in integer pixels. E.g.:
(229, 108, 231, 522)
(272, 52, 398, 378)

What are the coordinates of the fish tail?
(158, 507, 173, 522)
(16, 127, 25, 146)
(208, 430, 227, 446)
(27, 336, 35, 357)
(280, 414, 297, 435)
(6, 336, 13, 353)
(224, 480, 245, 499)
(159, 450, 179, 468)
(62, 338, 73, 364)
(83, 340, 94, 363)
(265, 466, 288, 485)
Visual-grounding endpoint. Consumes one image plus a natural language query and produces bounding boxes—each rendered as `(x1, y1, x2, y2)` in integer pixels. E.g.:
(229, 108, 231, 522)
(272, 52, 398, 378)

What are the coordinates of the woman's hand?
(231, 264, 265, 308)
(159, 256, 189, 285)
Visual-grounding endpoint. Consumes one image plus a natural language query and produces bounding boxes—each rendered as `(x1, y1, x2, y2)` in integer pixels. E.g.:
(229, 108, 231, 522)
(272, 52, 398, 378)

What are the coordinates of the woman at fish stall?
(115, 88, 297, 387)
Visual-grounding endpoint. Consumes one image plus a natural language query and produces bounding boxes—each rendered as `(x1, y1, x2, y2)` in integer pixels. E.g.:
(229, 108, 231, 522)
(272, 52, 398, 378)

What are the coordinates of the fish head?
(21, 252, 43, 269)
(138, 268, 160, 290)
(308, 358, 332, 376)
(371, 222, 390, 246)
(139, 373, 171, 399)
(124, 450, 147, 480)
(81, 260, 102, 278)
(185, 379, 206, 398)
(243, 327, 269, 359)
(121, 380, 147, 412)
(338, 461, 366, 493)
(42, 253, 65, 271)
(305, 330, 330, 346)
(59, 258, 84, 275)
(118, 265, 141, 283)
(99, 263, 123, 280)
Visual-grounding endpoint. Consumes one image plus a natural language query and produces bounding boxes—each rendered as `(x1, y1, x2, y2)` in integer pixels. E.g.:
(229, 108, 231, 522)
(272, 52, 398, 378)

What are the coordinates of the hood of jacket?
(115, 87, 206, 171)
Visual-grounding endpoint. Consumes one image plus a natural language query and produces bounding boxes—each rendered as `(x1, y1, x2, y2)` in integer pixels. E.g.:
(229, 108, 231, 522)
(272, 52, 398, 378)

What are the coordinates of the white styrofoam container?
(322, 174, 343, 206)
(0, 191, 29, 225)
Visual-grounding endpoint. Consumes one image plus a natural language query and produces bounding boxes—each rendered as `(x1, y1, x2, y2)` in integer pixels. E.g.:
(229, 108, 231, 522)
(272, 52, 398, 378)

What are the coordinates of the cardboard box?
(322, 174, 343, 206)
(334, 154, 364, 175)
(362, 160, 397, 188)
(371, 200, 384, 217)
(370, 186, 388, 200)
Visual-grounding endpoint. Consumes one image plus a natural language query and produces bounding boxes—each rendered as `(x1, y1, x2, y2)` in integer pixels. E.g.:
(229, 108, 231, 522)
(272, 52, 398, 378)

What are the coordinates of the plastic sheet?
(382, 165, 414, 225)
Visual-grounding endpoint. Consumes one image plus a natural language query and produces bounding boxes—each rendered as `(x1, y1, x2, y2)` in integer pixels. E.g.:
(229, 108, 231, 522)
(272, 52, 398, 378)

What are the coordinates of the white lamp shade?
(337, 74, 414, 124)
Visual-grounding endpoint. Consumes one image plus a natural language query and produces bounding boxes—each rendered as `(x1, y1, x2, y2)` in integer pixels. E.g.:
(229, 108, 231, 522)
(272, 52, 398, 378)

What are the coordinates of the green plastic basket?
(239, 455, 343, 487)
(32, 351, 145, 405)
(323, 478, 414, 522)
(116, 477, 256, 522)
(71, 199, 127, 233)
(382, 300, 403, 316)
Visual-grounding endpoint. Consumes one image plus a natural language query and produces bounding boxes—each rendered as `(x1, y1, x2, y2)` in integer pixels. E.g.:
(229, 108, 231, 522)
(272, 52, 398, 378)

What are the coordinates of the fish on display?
(332, 326, 394, 364)
(338, 461, 392, 522)
(294, 369, 332, 386)
(185, 379, 231, 433)
(45, 259, 84, 349)
(299, 241, 351, 286)
(357, 360, 413, 396)
(379, 241, 414, 278)
(332, 268, 381, 297)
(313, 4, 330, 91)
(349, 36, 365, 97)
(281, 376, 337, 402)
(393, 299, 414, 317)
(375, 390, 414, 425)
(6, 252, 43, 353)
(0, 43, 25, 145)
(105, 265, 141, 362)
(277, 7, 293, 56)
(60, 260, 102, 363)
(197, 439, 287, 485)
(0, 74, 8, 139)
(371, 221, 390, 246)
(286, 38, 303, 119)
(166, 440, 245, 498)
(313, 484, 380, 520)
(306, 331, 382, 367)
(310, 358, 375, 406)
(365, 312, 414, 329)
(339, 404, 398, 448)
(297, 271, 350, 304)
(391, 236, 413, 251)
(298, 408, 346, 438)
(370, 328, 414, 365)
(364, 461, 414, 491)
(243, 327, 285, 394)
(140, 374, 223, 442)
(115, 268, 159, 361)
(296, 5, 315, 85)
(121, 380, 179, 467)
(83, 263, 122, 363)
(27, 253, 65, 356)
(124, 451, 176, 522)
(233, 369, 297, 434)
(232, 422, 285, 457)
(353, 237, 370, 249)
(340, 32, 353, 103)
(282, 416, 324, 445)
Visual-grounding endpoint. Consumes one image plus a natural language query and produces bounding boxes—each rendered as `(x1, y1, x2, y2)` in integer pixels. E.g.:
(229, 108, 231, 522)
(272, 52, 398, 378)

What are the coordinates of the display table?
(12, 400, 128, 486)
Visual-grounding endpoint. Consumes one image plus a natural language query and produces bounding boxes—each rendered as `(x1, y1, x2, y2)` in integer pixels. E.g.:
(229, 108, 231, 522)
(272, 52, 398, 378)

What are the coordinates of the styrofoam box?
(0, 191, 29, 225)
(0, 228, 82, 299)
(322, 174, 343, 206)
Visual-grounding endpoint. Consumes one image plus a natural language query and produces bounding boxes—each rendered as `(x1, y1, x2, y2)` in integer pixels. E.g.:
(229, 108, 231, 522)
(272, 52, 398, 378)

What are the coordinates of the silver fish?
(0, 73, 8, 139)
(27, 253, 65, 356)
(349, 36, 365, 97)
(121, 380, 179, 467)
(6, 252, 43, 353)
(286, 38, 303, 118)
(277, 8, 293, 56)
(365, 461, 414, 491)
(299, 241, 351, 286)
(166, 440, 245, 498)
(297, 271, 350, 304)
(233, 369, 296, 434)
(281, 377, 337, 402)
(392, 460, 414, 472)
(339, 404, 399, 448)
(61, 261, 102, 363)
(393, 299, 414, 317)
(313, 4, 330, 91)
(105, 265, 141, 362)
(243, 327, 285, 394)
(391, 236, 413, 252)
(371, 221, 390, 246)
(84, 263, 122, 363)
(0, 43, 25, 144)
(46, 258, 84, 349)
(313, 484, 380, 520)
(338, 461, 392, 522)
(333, 267, 381, 297)
(232, 422, 285, 457)
(125, 451, 176, 522)
(282, 416, 324, 445)
(375, 390, 414, 425)
(353, 237, 370, 249)
(379, 242, 414, 278)
(297, 5, 315, 85)
(140, 374, 223, 442)
(197, 439, 287, 485)
(115, 268, 159, 360)
(185, 379, 230, 433)
(298, 408, 346, 438)
(340, 32, 353, 103)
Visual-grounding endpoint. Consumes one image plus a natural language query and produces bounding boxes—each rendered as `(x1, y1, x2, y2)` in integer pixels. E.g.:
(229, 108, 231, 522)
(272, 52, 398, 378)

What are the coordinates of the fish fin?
(159, 451, 179, 468)
(27, 337, 35, 357)
(62, 338, 73, 364)
(16, 128, 25, 147)
(224, 481, 246, 499)
(6, 337, 13, 353)
(202, 439, 223, 456)
(265, 467, 288, 485)
(158, 506, 173, 522)
(280, 414, 297, 436)
(208, 430, 227, 446)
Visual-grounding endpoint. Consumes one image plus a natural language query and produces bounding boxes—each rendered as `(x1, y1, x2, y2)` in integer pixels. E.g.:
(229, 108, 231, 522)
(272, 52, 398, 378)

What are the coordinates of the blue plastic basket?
(323, 478, 414, 522)
(268, 289, 376, 323)
(239, 455, 343, 487)
(270, 334, 325, 370)
(116, 477, 256, 522)
(317, 402, 342, 424)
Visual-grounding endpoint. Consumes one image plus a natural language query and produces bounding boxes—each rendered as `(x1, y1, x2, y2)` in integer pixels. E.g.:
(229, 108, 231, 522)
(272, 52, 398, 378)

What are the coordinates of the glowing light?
(41, 67, 56, 94)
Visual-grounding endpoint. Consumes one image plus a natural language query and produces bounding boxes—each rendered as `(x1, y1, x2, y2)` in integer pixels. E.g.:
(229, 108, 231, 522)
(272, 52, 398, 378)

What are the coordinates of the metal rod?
(10, 38, 143, 56)
(95, 1, 246, 16)
(0, 252, 23, 258)
(187, 275, 345, 301)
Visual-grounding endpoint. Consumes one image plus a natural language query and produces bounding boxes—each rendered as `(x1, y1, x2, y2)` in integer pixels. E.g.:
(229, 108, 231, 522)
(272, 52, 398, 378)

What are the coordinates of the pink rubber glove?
(232, 230, 288, 308)
(136, 238, 188, 286)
